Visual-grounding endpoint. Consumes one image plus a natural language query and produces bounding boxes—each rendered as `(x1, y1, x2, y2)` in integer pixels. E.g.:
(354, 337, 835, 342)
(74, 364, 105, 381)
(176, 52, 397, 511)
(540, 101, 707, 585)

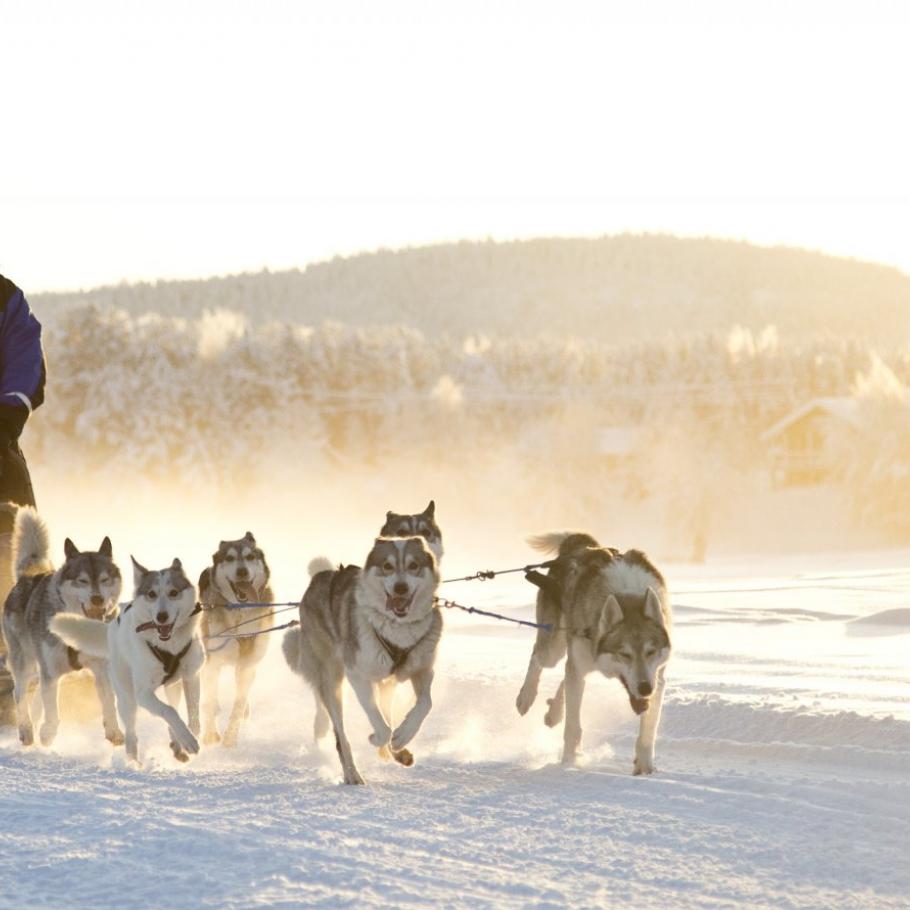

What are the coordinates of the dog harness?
(373, 629, 413, 674)
(146, 640, 193, 685)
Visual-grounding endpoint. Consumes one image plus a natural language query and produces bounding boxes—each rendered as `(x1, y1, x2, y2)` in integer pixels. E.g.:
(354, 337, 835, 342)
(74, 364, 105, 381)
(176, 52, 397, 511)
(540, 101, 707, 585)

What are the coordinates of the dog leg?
(544, 679, 565, 727)
(164, 682, 190, 762)
(116, 685, 140, 764)
(85, 657, 124, 745)
(9, 655, 36, 746)
(201, 657, 221, 745)
(313, 699, 330, 742)
(38, 670, 61, 747)
(222, 661, 256, 747)
(633, 669, 666, 776)
(516, 655, 542, 716)
(183, 672, 201, 739)
(348, 671, 391, 749)
(561, 662, 586, 765)
(391, 667, 433, 753)
(135, 685, 199, 756)
(320, 677, 364, 785)
(376, 678, 396, 761)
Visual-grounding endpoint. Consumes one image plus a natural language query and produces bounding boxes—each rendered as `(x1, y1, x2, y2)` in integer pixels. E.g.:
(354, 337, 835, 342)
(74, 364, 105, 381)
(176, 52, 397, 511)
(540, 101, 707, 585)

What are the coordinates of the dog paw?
(377, 744, 392, 761)
(633, 757, 655, 776)
(543, 698, 564, 728)
(392, 748, 414, 767)
(202, 729, 221, 745)
(19, 725, 34, 747)
(368, 726, 391, 748)
(39, 723, 58, 747)
(515, 686, 536, 716)
(343, 767, 366, 785)
(221, 728, 238, 748)
(390, 724, 417, 752)
(561, 750, 581, 767)
(174, 728, 200, 755)
(106, 728, 125, 746)
(170, 741, 190, 763)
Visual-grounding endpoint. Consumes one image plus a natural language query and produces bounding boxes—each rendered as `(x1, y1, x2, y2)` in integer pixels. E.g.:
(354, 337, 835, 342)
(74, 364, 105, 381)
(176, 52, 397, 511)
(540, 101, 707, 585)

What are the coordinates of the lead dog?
(198, 532, 274, 746)
(51, 557, 204, 764)
(1, 508, 122, 746)
(283, 537, 442, 784)
(516, 531, 672, 774)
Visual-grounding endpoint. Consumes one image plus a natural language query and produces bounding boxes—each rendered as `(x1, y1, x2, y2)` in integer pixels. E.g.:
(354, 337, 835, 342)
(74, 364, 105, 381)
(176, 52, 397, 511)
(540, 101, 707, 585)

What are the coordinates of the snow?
(1, 551, 909, 909)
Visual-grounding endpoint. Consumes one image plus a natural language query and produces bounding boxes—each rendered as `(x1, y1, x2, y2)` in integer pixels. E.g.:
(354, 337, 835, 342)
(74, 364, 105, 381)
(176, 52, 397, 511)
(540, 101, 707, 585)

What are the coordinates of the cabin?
(762, 397, 859, 486)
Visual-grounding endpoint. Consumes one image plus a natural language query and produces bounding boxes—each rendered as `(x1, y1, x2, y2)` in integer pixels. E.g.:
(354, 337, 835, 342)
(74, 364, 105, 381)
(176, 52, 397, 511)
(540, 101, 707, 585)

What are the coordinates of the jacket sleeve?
(0, 286, 47, 441)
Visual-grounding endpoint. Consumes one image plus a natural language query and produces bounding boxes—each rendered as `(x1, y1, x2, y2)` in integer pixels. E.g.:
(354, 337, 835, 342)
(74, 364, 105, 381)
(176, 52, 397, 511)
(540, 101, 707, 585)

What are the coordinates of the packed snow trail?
(1, 554, 908, 909)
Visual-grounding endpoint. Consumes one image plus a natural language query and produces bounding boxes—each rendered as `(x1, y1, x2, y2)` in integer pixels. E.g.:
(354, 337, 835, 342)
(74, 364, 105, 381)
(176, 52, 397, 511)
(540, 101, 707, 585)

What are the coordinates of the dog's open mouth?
(385, 593, 412, 617)
(155, 622, 175, 641)
(81, 603, 106, 621)
(229, 580, 257, 604)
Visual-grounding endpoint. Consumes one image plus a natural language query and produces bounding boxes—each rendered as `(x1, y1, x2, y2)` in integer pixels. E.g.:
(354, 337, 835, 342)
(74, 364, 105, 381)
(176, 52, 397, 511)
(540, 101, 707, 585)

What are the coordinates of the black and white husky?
(197, 532, 274, 746)
(1, 508, 122, 747)
(52, 558, 204, 764)
(283, 536, 442, 785)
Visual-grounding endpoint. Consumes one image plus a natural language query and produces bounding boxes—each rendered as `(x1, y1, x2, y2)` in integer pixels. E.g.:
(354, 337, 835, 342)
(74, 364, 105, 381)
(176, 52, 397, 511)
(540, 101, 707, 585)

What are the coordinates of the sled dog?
(379, 501, 444, 563)
(51, 557, 204, 764)
(283, 537, 442, 784)
(197, 532, 273, 746)
(515, 531, 672, 775)
(1, 508, 122, 746)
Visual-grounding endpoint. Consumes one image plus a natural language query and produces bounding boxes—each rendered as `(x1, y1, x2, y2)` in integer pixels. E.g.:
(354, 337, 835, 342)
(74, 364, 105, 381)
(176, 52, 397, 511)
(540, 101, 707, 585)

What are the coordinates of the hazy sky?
(2, 0, 909, 292)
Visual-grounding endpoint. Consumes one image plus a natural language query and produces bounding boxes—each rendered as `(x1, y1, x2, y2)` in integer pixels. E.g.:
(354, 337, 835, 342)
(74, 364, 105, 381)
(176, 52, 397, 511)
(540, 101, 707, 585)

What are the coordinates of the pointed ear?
(64, 538, 79, 559)
(244, 531, 255, 543)
(98, 537, 113, 558)
(385, 511, 394, 521)
(597, 594, 623, 637)
(131, 556, 148, 588)
(423, 500, 435, 518)
(171, 558, 183, 572)
(643, 587, 664, 624)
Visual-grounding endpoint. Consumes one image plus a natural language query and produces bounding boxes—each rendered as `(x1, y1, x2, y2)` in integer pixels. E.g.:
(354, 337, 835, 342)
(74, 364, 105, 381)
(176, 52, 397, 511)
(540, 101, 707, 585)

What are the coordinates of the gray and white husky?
(198, 532, 274, 746)
(1, 508, 123, 747)
(52, 557, 204, 764)
(379, 501, 444, 563)
(516, 531, 672, 775)
(283, 537, 442, 785)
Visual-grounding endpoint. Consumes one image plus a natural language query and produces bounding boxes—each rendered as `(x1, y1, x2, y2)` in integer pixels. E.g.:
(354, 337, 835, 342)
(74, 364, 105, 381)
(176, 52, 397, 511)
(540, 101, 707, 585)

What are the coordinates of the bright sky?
(2, 0, 909, 292)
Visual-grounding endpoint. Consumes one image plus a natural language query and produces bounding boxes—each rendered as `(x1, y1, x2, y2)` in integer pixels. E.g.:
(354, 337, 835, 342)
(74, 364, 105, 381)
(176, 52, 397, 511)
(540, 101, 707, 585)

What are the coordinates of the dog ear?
(423, 500, 435, 518)
(98, 537, 113, 558)
(597, 594, 623, 637)
(131, 556, 148, 588)
(244, 531, 255, 543)
(385, 511, 395, 522)
(171, 558, 183, 573)
(64, 538, 79, 559)
(643, 587, 664, 625)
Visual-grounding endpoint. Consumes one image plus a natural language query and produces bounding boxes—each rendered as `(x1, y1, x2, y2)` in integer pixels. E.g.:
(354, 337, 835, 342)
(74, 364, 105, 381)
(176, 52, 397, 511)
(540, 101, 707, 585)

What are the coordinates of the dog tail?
(527, 530, 601, 559)
(12, 507, 54, 581)
(307, 556, 334, 577)
(49, 614, 109, 658)
(282, 626, 301, 674)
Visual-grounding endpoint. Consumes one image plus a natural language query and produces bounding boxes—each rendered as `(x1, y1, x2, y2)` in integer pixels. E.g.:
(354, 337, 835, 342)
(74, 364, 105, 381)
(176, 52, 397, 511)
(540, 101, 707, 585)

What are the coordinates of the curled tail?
(527, 530, 600, 558)
(12, 507, 54, 580)
(307, 557, 334, 577)
(49, 614, 109, 658)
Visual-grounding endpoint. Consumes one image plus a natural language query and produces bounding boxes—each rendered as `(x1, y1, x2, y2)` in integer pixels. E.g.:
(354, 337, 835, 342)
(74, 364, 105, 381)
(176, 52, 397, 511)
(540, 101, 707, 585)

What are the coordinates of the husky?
(51, 557, 204, 764)
(515, 531, 672, 775)
(197, 532, 273, 746)
(283, 537, 442, 784)
(379, 501, 444, 563)
(0, 508, 123, 747)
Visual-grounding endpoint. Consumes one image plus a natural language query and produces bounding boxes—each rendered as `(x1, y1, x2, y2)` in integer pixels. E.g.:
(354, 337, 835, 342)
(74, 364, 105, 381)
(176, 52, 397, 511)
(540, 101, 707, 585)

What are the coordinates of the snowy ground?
(1, 550, 909, 909)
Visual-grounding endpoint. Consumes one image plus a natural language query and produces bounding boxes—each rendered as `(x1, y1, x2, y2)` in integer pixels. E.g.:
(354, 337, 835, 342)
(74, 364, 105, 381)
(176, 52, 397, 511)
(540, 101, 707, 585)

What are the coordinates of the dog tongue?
(233, 581, 256, 602)
(629, 696, 650, 715)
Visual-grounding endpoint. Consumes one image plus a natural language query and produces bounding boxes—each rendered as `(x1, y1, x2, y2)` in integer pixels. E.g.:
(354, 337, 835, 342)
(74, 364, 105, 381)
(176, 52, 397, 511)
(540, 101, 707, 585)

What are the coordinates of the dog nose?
(90, 594, 104, 607)
(236, 566, 249, 578)
(156, 611, 169, 624)
(393, 581, 409, 596)
(638, 681, 653, 697)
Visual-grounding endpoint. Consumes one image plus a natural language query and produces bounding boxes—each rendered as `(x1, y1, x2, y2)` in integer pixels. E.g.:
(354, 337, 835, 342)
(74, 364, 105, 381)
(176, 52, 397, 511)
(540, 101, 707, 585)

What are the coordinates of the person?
(0, 273, 46, 531)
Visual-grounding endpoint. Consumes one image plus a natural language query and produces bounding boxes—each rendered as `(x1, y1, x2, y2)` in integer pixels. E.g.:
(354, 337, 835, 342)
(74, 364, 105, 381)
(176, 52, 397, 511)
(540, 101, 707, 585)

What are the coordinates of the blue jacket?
(0, 274, 46, 443)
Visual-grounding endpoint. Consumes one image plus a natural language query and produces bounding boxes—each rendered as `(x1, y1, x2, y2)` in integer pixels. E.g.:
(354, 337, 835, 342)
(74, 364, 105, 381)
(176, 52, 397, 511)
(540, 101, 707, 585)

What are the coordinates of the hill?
(30, 234, 910, 342)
